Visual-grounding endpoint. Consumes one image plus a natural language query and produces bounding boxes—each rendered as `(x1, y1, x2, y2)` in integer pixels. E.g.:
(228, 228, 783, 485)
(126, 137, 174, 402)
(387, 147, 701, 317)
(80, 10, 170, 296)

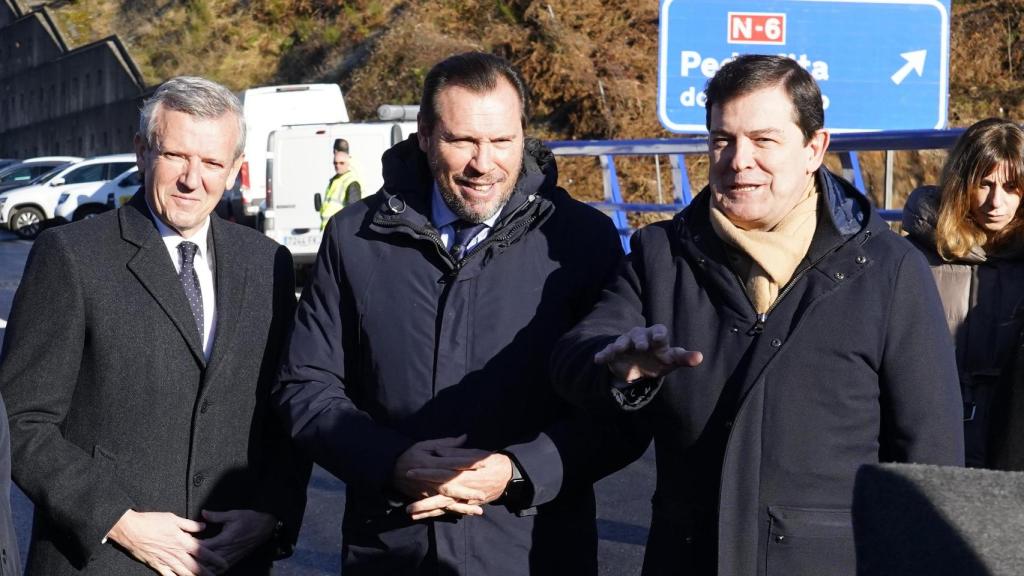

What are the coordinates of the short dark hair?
(704, 54, 824, 142)
(419, 52, 530, 135)
(333, 138, 349, 154)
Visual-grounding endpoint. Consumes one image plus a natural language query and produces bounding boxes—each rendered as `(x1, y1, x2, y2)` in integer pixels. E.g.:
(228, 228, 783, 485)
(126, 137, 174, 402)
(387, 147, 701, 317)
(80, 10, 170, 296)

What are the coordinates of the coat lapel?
(204, 215, 249, 382)
(121, 192, 207, 367)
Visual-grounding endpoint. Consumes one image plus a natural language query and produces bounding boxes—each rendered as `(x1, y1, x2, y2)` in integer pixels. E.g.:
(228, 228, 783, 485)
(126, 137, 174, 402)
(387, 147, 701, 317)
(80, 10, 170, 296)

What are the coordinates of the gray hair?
(139, 76, 246, 159)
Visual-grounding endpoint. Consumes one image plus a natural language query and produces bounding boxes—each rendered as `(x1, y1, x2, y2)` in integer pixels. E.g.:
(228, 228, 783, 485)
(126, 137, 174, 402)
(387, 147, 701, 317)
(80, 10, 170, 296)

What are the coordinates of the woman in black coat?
(902, 117, 1024, 468)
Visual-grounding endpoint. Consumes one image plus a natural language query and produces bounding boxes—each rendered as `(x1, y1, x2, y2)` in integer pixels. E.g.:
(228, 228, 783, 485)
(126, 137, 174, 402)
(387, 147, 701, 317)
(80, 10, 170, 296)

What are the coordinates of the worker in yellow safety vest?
(320, 138, 363, 230)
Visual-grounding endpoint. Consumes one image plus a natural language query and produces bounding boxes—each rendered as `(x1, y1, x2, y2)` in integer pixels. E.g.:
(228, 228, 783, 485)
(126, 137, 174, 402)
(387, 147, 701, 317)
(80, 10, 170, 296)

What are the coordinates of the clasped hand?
(106, 508, 276, 576)
(393, 435, 513, 521)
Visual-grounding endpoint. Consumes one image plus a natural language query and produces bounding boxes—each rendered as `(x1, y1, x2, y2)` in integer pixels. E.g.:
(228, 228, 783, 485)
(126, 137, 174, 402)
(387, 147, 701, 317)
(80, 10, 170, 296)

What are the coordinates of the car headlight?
(57, 193, 70, 205)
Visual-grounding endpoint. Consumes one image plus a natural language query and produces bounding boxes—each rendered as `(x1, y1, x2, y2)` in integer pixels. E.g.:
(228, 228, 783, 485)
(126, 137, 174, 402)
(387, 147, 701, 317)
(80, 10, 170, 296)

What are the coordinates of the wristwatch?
(498, 453, 534, 509)
(270, 519, 293, 559)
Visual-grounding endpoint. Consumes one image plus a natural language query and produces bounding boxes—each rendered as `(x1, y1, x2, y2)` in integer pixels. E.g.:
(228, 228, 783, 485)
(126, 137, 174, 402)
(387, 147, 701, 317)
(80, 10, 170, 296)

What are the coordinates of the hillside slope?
(32, 0, 1024, 206)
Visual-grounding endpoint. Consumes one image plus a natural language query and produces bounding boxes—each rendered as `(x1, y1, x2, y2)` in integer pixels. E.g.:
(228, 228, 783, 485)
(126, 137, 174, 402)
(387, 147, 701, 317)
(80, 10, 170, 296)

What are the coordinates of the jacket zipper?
(446, 198, 540, 279)
(374, 194, 540, 272)
(747, 265, 810, 335)
(743, 240, 854, 335)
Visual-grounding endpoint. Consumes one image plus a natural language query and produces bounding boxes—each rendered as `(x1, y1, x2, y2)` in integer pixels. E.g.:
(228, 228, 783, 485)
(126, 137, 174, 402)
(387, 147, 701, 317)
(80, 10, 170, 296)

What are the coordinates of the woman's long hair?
(936, 118, 1024, 260)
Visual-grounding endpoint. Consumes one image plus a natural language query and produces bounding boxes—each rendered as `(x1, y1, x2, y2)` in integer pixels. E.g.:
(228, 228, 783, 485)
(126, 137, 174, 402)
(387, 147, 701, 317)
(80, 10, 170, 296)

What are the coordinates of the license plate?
(283, 234, 320, 248)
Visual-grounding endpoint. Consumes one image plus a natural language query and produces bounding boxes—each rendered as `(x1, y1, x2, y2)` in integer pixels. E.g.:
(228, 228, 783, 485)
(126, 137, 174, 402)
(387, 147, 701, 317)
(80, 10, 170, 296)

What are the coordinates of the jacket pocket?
(766, 505, 855, 576)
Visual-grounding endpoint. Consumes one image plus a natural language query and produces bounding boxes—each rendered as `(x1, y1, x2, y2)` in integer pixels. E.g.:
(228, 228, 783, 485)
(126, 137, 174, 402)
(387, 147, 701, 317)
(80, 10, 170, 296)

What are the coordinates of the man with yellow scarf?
(552, 54, 964, 576)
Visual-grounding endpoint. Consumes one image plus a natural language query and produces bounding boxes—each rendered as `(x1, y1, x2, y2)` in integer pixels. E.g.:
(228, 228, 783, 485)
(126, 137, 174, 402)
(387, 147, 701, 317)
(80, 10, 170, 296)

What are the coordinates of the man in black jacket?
(552, 55, 964, 576)
(273, 52, 638, 574)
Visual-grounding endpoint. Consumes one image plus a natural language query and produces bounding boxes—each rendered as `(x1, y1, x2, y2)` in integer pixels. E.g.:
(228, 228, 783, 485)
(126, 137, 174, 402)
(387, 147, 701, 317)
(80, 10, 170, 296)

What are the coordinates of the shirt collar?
(430, 181, 502, 230)
(145, 197, 211, 259)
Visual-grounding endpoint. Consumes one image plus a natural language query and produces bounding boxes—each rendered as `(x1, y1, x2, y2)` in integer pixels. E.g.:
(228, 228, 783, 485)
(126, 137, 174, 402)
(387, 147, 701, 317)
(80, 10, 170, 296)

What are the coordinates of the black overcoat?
(0, 192, 307, 575)
(552, 170, 965, 576)
(273, 137, 641, 575)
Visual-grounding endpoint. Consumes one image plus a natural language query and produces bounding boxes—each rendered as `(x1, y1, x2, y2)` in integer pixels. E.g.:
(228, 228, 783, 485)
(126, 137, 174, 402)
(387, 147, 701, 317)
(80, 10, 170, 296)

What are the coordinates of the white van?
(237, 84, 348, 216)
(263, 120, 415, 264)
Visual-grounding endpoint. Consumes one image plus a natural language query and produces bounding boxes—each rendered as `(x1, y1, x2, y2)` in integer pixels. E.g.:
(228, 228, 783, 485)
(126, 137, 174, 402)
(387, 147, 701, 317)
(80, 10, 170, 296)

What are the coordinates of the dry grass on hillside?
(36, 0, 1024, 212)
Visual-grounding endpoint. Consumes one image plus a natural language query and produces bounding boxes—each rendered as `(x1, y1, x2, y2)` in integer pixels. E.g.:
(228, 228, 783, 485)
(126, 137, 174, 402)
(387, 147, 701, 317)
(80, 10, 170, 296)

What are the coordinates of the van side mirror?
(314, 192, 322, 212)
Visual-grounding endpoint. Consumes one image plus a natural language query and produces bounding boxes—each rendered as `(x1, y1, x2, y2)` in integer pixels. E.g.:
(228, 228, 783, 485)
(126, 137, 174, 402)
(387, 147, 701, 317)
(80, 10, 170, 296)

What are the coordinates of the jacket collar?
(678, 168, 875, 259)
(121, 191, 207, 366)
(370, 135, 557, 253)
(119, 191, 249, 374)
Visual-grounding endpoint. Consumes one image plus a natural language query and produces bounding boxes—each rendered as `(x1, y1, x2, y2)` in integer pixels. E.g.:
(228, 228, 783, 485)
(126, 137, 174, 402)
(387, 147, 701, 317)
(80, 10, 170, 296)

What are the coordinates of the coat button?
(770, 338, 782, 348)
(775, 535, 785, 543)
(834, 272, 845, 280)
(200, 399, 211, 414)
(724, 419, 733, 429)
(855, 256, 867, 264)
(684, 536, 694, 544)
(730, 327, 739, 334)
(192, 473, 204, 487)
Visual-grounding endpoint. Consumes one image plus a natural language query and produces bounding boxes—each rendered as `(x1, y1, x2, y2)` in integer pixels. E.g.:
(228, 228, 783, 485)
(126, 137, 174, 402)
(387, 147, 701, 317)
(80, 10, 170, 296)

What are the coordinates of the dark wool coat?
(273, 136, 640, 576)
(0, 393, 19, 576)
(552, 169, 964, 576)
(902, 185, 1024, 467)
(0, 193, 308, 575)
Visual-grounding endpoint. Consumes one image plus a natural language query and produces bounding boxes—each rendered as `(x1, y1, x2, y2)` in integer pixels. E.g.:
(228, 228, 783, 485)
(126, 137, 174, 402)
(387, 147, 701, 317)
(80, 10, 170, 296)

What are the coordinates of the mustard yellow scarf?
(709, 178, 819, 313)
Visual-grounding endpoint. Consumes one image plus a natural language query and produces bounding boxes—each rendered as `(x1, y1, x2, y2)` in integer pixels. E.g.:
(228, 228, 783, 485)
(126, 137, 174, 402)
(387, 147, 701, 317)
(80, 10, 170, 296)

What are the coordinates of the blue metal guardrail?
(547, 128, 965, 251)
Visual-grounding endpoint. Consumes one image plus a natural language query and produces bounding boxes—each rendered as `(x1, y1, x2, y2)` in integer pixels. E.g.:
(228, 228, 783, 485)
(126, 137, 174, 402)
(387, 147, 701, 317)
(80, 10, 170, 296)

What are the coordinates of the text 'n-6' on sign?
(728, 12, 786, 44)
(658, 0, 950, 134)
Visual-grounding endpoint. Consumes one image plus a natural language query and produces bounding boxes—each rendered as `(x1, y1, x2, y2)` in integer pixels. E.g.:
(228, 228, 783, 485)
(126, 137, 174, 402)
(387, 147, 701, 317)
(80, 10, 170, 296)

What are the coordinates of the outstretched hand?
(594, 324, 703, 381)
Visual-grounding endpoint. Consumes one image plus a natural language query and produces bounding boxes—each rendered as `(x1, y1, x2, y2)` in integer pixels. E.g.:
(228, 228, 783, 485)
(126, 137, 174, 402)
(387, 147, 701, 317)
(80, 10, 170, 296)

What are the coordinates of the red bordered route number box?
(727, 12, 786, 45)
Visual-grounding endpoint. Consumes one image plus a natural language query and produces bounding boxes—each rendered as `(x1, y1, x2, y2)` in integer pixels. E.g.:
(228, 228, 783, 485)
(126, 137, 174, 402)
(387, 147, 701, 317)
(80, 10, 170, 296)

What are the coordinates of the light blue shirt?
(431, 182, 502, 252)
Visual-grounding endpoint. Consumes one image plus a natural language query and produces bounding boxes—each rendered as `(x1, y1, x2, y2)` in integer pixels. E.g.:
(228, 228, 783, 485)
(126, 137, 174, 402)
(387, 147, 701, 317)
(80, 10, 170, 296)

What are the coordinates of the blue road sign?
(658, 0, 950, 133)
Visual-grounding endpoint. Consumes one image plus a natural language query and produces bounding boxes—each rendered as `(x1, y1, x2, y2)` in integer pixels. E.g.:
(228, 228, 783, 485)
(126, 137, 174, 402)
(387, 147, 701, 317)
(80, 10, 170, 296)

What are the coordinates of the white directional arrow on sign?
(891, 50, 927, 85)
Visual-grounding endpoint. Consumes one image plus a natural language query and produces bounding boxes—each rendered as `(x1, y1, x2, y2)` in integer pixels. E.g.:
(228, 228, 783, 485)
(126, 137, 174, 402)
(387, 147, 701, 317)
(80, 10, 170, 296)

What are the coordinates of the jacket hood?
(901, 185, 949, 253)
(370, 134, 560, 263)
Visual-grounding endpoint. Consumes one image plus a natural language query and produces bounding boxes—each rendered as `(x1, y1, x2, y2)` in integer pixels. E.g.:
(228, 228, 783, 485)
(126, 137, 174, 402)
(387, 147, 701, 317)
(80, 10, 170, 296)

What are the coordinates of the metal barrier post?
(671, 154, 693, 205)
(884, 150, 894, 209)
(839, 151, 867, 193)
(599, 155, 631, 252)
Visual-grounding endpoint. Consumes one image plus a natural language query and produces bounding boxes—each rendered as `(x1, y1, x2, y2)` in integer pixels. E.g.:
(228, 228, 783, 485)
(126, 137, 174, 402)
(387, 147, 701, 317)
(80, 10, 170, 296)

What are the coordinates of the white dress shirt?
(431, 182, 502, 252)
(146, 201, 217, 360)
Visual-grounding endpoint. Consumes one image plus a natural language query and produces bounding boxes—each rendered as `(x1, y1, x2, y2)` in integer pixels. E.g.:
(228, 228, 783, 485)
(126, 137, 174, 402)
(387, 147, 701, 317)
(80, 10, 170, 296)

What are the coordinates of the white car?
(55, 165, 140, 222)
(0, 154, 136, 238)
(0, 156, 83, 194)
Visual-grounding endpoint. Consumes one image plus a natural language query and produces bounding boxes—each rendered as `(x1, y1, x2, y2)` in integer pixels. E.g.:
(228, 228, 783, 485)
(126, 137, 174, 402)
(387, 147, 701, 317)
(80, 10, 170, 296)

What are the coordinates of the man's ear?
(133, 133, 148, 174)
(806, 129, 830, 173)
(226, 153, 244, 191)
(417, 113, 429, 153)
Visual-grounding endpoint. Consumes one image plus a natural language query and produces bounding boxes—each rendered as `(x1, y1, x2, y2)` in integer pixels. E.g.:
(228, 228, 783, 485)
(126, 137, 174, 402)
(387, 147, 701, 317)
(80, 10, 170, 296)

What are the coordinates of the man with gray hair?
(0, 76, 307, 575)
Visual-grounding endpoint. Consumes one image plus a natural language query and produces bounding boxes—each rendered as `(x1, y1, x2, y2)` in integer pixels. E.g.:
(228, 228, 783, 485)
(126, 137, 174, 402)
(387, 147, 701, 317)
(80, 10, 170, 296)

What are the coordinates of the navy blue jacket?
(552, 170, 964, 576)
(273, 136, 639, 575)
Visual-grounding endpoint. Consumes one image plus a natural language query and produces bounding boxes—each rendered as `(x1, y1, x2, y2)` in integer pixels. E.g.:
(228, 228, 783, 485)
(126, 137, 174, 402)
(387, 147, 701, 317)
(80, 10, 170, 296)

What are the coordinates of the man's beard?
(433, 161, 517, 223)
(438, 180, 513, 223)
